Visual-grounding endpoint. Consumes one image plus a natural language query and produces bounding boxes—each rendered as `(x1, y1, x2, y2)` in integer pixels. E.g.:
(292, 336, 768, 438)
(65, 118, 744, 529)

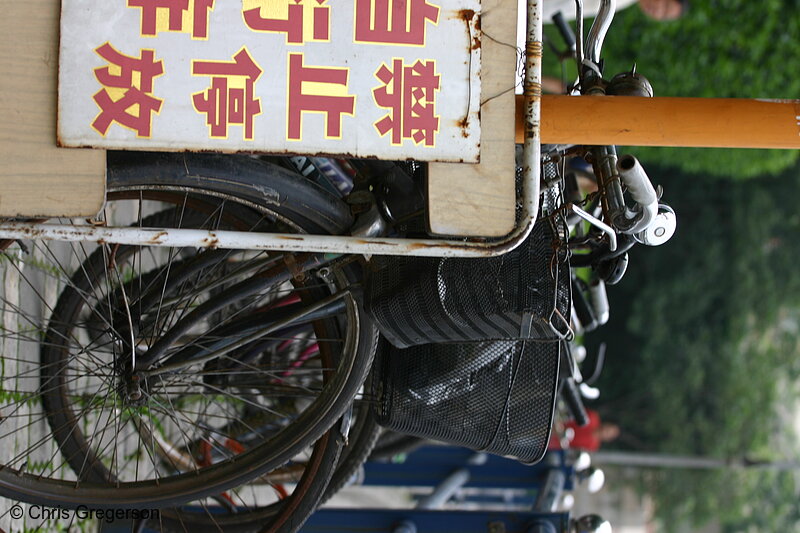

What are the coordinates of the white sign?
(58, 0, 481, 162)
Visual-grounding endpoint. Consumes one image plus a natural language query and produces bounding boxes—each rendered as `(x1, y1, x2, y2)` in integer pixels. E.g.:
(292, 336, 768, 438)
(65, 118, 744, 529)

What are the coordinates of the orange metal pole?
(516, 95, 800, 149)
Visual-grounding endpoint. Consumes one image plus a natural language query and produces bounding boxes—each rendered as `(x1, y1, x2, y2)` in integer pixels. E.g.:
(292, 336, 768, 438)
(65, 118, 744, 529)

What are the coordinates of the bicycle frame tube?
(0, 2, 543, 259)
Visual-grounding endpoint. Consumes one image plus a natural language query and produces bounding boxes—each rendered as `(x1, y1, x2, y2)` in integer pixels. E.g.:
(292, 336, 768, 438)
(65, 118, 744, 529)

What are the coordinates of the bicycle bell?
(597, 253, 629, 285)
(606, 66, 654, 97)
(634, 203, 676, 246)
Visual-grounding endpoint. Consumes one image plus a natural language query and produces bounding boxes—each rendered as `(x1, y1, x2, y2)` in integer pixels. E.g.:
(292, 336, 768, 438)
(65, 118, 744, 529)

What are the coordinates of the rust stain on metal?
(406, 239, 488, 253)
(456, 116, 471, 138)
(525, 119, 537, 139)
(471, 15, 481, 51)
(356, 240, 398, 246)
(200, 231, 220, 249)
(456, 8, 476, 21)
(148, 231, 168, 244)
(453, 9, 481, 51)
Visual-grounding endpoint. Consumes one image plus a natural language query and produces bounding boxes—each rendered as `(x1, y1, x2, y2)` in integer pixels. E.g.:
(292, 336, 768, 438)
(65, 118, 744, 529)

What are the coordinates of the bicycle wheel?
(145, 274, 378, 533)
(140, 347, 380, 532)
(0, 152, 377, 509)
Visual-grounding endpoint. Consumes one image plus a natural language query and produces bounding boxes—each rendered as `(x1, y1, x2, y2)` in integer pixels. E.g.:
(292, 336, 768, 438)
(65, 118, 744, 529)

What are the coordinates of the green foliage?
(543, 0, 800, 178)
(589, 162, 800, 530)
(623, 146, 799, 181)
(633, 469, 800, 532)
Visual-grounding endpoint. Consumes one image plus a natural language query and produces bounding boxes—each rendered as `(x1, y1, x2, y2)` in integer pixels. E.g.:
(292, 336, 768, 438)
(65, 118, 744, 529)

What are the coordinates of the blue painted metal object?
(301, 508, 570, 533)
(364, 446, 574, 492)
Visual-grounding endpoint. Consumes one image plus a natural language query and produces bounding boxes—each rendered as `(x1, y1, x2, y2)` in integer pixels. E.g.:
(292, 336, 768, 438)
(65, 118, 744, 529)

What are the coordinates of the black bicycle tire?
(107, 151, 353, 236)
(0, 157, 377, 509)
(320, 397, 380, 504)
(262, 430, 343, 533)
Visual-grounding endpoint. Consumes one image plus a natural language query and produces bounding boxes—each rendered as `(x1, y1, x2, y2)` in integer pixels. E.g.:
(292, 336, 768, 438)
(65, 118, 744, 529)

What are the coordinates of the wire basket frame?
(365, 181, 571, 348)
(373, 339, 561, 463)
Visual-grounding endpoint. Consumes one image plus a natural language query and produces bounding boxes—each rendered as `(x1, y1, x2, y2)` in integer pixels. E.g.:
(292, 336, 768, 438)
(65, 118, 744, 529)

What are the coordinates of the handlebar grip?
(617, 155, 658, 234)
(552, 11, 577, 51)
(588, 279, 610, 326)
(561, 376, 590, 427)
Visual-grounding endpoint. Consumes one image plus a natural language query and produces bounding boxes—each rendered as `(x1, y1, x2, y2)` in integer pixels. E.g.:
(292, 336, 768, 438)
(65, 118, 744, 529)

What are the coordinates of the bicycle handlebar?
(617, 155, 658, 234)
(552, 11, 576, 52)
(584, 0, 616, 64)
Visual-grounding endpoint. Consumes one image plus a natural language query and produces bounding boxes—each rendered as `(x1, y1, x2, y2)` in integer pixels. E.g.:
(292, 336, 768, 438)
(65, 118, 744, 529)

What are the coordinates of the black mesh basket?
(365, 218, 570, 348)
(373, 339, 560, 463)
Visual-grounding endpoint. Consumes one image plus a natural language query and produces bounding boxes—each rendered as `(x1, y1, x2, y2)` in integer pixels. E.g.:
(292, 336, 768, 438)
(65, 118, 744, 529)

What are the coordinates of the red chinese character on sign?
(128, 0, 215, 39)
(192, 48, 263, 140)
(373, 59, 439, 146)
(354, 0, 439, 45)
(287, 53, 355, 141)
(243, 0, 331, 44)
(92, 43, 164, 137)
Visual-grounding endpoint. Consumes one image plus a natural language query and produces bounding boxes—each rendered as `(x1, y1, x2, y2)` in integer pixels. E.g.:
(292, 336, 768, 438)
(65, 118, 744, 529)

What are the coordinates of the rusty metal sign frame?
(0, 0, 541, 258)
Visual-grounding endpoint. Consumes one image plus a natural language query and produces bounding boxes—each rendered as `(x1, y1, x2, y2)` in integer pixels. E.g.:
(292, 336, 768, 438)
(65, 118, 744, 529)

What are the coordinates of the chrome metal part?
(339, 405, 354, 445)
(585, 468, 606, 493)
(568, 204, 617, 252)
(585, 0, 616, 64)
(574, 452, 592, 471)
(574, 0, 584, 70)
(350, 197, 389, 239)
(579, 382, 601, 400)
(571, 514, 612, 533)
(635, 204, 677, 246)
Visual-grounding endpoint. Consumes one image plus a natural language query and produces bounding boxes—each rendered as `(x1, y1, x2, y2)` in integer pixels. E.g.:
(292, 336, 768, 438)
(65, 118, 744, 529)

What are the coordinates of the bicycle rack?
(0, 1, 544, 259)
(303, 446, 575, 533)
